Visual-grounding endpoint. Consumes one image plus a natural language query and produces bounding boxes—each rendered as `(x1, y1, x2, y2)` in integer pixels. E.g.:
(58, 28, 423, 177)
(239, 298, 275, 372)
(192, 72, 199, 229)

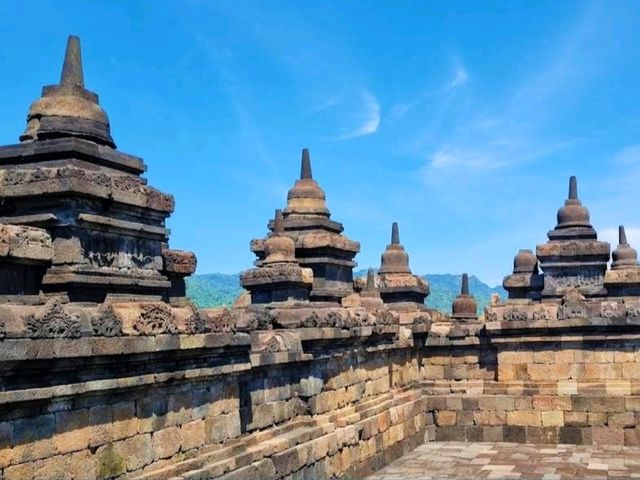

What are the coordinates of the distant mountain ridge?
(186, 271, 506, 315)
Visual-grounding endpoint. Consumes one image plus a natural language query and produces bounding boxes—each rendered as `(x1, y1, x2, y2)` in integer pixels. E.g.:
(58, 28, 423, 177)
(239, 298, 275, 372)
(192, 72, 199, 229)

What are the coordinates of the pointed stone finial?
(301, 149, 312, 180)
(365, 268, 376, 291)
(620, 225, 628, 245)
(568, 176, 578, 200)
(60, 35, 84, 88)
(461, 273, 469, 295)
(273, 209, 284, 234)
(391, 222, 400, 245)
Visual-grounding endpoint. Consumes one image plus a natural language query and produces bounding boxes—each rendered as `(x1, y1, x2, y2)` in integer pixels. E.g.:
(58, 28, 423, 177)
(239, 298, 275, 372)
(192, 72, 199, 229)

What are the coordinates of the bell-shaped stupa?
(536, 176, 610, 297)
(250, 149, 360, 302)
(377, 222, 429, 306)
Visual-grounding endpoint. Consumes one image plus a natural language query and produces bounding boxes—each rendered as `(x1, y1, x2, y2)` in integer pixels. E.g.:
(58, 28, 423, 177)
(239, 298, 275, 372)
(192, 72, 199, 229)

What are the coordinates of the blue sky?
(1, 1, 639, 286)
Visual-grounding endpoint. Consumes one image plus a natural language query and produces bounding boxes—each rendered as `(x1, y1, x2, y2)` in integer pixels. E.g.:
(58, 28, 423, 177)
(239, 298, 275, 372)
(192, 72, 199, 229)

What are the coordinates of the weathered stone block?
(435, 426, 466, 442)
(435, 410, 457, 427)
(122, 434, 154, 471)
(526, 427, 558, 444)
(608, 411, 635, 427)
(503, 426, 526, 443)
(564, 412, 588, 427)
(205, 412, 241, 444)
(507, 411, 541, 427)
(136, 395, 169, 434)
(180, 419, 205, 451)
(625, 428, 640, 446)
(482, 426, 503, 442)
(473, 410, 506, 426)
(152, 426, 180, 460)
(592, 427, 624, 445)
(532, 396, 571, 411)
(112, 401, 137, 441)
(541, 411, 564, 427)
(572, 396, 624, 413)
(96, 443, 126, 479)
(54, 409, 90, 455)
(588, 412, 608, 426)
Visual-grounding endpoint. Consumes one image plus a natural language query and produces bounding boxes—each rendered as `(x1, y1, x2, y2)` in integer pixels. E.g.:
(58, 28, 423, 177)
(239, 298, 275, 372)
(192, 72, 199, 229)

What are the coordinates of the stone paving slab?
(366, 442, 640, 479)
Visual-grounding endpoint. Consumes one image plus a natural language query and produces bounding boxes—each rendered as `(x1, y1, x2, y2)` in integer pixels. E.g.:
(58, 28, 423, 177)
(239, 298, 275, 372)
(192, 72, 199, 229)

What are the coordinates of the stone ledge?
(0, 137, 146, 174)
(0, 361, 252, 405)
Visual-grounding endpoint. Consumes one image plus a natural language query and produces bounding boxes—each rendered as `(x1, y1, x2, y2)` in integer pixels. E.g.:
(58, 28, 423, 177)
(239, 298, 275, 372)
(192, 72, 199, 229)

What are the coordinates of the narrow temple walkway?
(366, 442, 640, 479)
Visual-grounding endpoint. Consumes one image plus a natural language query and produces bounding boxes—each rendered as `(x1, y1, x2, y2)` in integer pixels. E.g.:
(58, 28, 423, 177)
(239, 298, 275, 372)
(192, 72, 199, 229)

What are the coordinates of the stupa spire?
(620, 225, 628, 245)
(301, 149, 312, 180)
(461, 273, 469, 295)
(273, 209, 284, 235)
(365, 268, 376, 291)
(391, 222, 400, 245)
(568, 176, 578, 200)
(60, 35, 84, 88)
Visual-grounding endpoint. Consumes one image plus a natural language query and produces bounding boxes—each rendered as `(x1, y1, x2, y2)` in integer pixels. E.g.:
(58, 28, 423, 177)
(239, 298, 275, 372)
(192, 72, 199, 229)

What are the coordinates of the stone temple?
(3, 37, 640, 480)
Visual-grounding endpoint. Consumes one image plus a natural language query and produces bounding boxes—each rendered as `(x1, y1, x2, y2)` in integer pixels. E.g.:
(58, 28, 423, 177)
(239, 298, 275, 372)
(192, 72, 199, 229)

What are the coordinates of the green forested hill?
(186, 271, 506, 315)
(186, 273, 243, 308)
(423, 273, 506, 314)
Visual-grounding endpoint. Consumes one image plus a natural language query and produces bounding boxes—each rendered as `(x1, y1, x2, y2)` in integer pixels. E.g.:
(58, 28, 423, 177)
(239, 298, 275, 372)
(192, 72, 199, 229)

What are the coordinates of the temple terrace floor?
(365, 442, 640, 479)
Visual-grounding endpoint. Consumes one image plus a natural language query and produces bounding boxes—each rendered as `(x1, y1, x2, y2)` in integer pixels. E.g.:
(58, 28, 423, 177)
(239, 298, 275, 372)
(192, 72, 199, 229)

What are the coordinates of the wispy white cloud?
(333, 90, 381, 141)
(428, 146, 503, 171)
(446, 65, 469, 90)
(388, 59, 469, 123)
(311, 95, 342, 113)
(418, 3, 605, 179)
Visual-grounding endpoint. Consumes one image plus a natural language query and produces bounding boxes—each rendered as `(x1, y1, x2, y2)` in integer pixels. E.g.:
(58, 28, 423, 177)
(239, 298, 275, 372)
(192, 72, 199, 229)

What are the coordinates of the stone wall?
(0, 321, 431, 480)
(4, 301, 640, 480)
(427, 380, 640, 447)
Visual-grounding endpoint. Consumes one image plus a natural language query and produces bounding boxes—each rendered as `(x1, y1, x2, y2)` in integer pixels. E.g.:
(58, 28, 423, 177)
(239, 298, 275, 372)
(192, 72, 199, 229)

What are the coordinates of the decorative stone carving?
(302, 311, 321, 328)
(600, 301, 620, 318)
(325, 310, 345, 328)
(396, 326, 413, 345)
(625, 302, 640, 317)
(211, 309, 236, 333)
(185, 307, 210, 334)
(413, 313, 431, 325)
(25, 299, 81, 338)
(547, 269, 603, 289)
(265, 334, 285, 353)
(557, 288, 587, 320)
(253, 310, 273, 330)
(162, 249, 197, 275)
(0, 322, 5, 340)
(0, 223, 52, 261)
(91, 305, 123, 337)
(374, 309, 396, 326)
(348, 309, 369, 327)
(503, 307, 529, 322)
(532, 307, 548, 321)
(484, 308, 498, 323)
(133, 303, 178, 335)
